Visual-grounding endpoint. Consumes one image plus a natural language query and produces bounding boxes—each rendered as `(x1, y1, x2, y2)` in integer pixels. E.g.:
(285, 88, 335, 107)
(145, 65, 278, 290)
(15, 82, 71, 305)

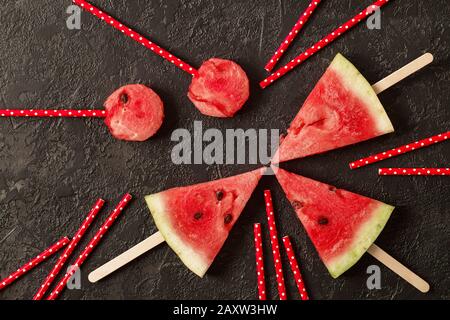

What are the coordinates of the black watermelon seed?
(120, 93, 128, 104)
(318, 217, 329, 225)
(328, 186, 336, 192)
(291, 201, 303, 209)
(194, 212, 203, 220)
(224, 214, 233, 224)
(216, 190, 224, 201)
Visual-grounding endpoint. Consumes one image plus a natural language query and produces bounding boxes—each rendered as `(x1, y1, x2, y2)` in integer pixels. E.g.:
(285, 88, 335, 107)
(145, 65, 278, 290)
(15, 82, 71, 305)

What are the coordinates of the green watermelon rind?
(145, 193, 210, 278)
(325, 203, 395, 278)
(330, 53, 395, 135)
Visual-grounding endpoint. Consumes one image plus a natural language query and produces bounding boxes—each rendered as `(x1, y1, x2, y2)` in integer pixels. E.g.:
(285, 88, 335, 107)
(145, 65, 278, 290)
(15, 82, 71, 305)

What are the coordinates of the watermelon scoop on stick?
(73, 0, 250, 118)
(272, 166, 430, 293)
(88, 168, 266, 282)
(0, 84, 165, 142)
(273, 52, 433, 163)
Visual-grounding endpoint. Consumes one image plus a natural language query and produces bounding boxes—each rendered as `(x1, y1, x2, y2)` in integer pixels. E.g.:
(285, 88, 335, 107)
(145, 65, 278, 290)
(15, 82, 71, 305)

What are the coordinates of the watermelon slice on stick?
(273, 53, 433, 163)
(272, 166, 430, 292)
(88, 168, 265, 282)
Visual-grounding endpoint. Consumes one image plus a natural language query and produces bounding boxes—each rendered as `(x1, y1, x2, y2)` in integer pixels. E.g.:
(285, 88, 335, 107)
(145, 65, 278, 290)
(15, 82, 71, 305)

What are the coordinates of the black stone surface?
(0, 0, 448, 300)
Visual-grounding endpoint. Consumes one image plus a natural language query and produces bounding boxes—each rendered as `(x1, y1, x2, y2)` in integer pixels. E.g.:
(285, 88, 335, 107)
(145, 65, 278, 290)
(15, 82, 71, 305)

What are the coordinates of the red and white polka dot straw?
(253, 223, 267, 300)
(33, 199, 105, 300)
(263, 190, 287, 300)
(260, 0, 390, 88)
(379, 168, 450, 176)
(264, 0, 322, 72)
(350, 131, 450, 169)
(46, 194, 132, 300)
(0, 237, 69, 291)
(73, 0, 199, 78)
(282, 236, 309, 300)
(0, 109, 106, 118)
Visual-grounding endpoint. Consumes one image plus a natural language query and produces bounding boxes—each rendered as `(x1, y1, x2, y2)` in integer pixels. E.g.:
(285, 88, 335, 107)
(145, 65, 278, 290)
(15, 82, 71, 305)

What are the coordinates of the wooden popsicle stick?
(372, 53, 433, 95)
(88, 231, 165, 283)
(367, 244, 430, 293)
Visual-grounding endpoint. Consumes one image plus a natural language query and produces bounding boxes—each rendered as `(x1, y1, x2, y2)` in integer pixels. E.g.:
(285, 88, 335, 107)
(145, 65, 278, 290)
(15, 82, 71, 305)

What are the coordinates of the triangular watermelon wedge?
(274, 53, 394, 163)
(145, 168, 265, 277)
(273, 166, 394, 278)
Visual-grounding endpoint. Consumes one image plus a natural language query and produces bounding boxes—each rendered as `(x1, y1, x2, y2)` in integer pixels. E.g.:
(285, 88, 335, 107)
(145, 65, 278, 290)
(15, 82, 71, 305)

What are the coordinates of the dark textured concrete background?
(0, 0, 448, 300)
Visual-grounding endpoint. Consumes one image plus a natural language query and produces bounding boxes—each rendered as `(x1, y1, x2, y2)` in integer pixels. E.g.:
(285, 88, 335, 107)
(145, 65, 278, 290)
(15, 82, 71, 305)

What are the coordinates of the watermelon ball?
(188, 58, 250, 118)
(104, 84, 164, 142)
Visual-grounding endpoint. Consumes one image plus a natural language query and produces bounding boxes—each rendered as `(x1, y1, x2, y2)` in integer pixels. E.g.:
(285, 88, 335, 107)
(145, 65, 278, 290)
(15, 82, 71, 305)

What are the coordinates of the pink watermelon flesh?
(104, 84, 164, 141)
(274, 53, 394, 163)
(273, 166, 394, 278)
(188, 58, 250, 118)
(145, 168, 265, 277)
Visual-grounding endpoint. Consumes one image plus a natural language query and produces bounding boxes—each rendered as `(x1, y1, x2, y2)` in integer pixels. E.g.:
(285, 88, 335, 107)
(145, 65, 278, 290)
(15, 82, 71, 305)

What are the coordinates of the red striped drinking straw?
(282, 236, 309, 300)
(379, 168, 450, 176)
(0, 109, 106, 118)
(72, 0, 198, 77)
(263, 190, 287, 300)
(46, 194, 132, 300)
(33, 199, 105, 300)
(264, 0, 322, 72)
(260, 0, 391, 88)
(254, 223, 267, 300)
(0, 237, 69, 290)
(350, 131, 449, 169)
